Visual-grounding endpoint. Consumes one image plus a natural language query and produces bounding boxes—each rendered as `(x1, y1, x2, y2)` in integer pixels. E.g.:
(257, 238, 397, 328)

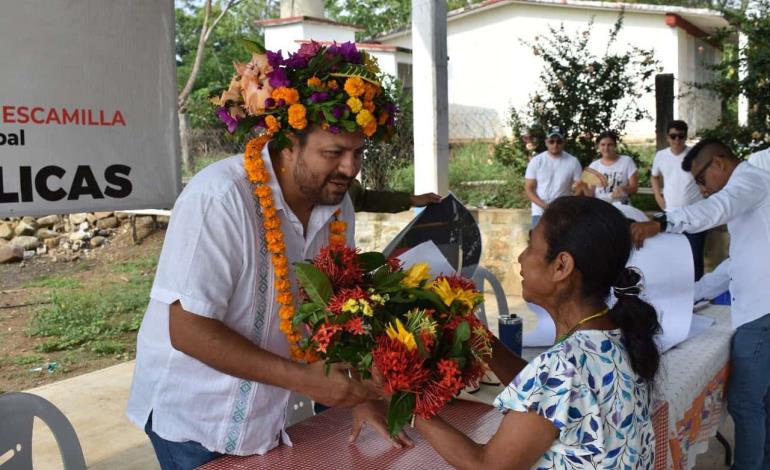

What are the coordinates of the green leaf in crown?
(330, 64, 381, 86)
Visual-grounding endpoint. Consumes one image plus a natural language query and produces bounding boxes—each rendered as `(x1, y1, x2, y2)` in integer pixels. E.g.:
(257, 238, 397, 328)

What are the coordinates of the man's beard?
(294, 152, 352, 206)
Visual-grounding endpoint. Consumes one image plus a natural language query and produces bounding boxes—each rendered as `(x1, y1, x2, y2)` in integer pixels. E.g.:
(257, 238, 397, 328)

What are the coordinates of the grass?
(23, 276, 82, 289)
(26, 256, 158, 355)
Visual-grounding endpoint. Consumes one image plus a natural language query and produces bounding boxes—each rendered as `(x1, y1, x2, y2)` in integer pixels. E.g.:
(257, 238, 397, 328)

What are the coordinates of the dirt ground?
(0, 227, 165, 392)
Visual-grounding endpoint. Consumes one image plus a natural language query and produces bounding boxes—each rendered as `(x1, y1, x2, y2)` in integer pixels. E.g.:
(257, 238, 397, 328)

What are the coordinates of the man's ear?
(551, 251, 575, 283)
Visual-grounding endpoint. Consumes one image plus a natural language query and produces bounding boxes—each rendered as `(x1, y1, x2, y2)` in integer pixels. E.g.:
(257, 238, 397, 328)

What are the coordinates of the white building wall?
(264, 22, 356, 54)
(381, 3, 720, 140)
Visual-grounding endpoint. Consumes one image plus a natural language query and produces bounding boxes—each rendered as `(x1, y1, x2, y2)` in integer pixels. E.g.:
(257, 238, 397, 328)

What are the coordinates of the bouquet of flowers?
(293, 244, 492, 435)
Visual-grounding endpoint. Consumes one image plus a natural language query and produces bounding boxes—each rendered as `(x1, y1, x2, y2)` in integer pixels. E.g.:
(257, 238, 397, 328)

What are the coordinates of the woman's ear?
(551, 251, 575, 283)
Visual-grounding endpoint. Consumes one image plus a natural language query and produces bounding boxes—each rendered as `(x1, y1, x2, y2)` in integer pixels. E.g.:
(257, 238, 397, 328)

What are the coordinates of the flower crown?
(213, 40, 398, 150)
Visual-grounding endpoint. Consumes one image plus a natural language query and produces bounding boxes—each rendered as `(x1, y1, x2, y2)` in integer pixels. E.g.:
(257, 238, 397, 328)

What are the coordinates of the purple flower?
(267, 49, 284, 68)
(268, 69, 291, 88)
(328, 41, 362, 64)
(264, 97, 276, 108)
(276, 99, 286, 107)
(331, 105, 345, 120)
(309, 91, 329, 103)
(216, 107, 239, 133)
(327, 125, 341, 134)
(284, 53, 308, 69)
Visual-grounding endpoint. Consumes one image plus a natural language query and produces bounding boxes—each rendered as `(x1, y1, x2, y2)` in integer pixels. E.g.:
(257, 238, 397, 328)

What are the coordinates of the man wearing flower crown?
(126, 41, 399, 469)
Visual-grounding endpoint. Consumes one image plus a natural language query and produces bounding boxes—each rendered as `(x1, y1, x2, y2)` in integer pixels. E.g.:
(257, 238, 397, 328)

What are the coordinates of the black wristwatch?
(652, 212, 667, 232)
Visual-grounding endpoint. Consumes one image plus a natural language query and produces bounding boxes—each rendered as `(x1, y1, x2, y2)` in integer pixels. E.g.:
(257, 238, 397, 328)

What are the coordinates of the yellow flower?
(361, 301, 373, 317)
(342, 298, 360, 313)
(431, 278, 478, 310)
(346, 97, 362, 113)
(401, 263, 432, 288)
(344, 76, 366, 97)
(385, 318, 417, 351)
(356, 109, 374, 127)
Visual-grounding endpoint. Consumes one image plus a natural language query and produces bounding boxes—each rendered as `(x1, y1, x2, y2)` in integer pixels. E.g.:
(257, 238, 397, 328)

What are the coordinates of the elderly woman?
(355, 196, 661, 469)
(577, 131, 640, 204)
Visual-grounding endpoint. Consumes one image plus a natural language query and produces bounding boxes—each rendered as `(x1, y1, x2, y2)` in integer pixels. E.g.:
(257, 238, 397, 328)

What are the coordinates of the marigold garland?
(243, 135, 346, 362)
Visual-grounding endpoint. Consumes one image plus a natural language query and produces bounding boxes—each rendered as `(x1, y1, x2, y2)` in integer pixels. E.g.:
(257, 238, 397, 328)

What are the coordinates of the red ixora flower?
(386, 256, 403, 272)
(326, 287, 370, 314)
(372, 337, 430, 394)
(414, 359, 465, 419)
(313, 246, 364, 288)
(344, 316, 366, 335)
(312, 323, 342, 354)
(435, 274, 477, 292)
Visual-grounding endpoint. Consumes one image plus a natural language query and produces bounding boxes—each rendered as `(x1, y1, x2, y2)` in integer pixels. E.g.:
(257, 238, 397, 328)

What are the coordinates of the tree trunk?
(179, 111, 193, 175)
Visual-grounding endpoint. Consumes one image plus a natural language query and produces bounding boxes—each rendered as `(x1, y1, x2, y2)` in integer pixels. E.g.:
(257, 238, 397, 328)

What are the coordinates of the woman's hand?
(350, 400, 414, 449)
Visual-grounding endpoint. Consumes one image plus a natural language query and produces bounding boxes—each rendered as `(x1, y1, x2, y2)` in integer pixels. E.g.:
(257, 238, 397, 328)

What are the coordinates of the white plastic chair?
(0, 392, 86, 470)
(471, 266, 510, 327)
(285, 393, 314, 427)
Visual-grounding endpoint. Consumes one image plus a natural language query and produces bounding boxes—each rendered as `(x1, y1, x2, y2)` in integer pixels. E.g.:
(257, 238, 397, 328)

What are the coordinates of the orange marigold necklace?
(243, 136, 347, 361)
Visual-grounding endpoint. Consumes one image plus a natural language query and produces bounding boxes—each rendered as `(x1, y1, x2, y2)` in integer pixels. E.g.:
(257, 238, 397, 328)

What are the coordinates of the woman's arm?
(485, 335, 527, 385)
(415, 409, 558, 470)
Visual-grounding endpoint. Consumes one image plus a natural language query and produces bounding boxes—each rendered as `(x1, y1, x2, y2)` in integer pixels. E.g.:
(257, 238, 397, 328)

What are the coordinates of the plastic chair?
(286, 393, 315, 427)
(471, 266, 510, 327)
(0, 392, 86, 470)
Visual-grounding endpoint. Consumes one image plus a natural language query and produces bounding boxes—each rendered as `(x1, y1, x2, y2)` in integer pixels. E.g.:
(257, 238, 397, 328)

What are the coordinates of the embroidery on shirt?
(224, 203, 270, 453)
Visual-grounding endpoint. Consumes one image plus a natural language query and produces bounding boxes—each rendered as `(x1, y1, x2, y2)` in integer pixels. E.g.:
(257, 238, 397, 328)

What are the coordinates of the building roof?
(258, 16, 364, 32)
(375, 0, 728, 41)
(295, 39, 412, 54)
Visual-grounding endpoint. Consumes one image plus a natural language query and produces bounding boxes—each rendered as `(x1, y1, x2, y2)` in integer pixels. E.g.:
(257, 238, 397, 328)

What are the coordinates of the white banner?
(0, 0, 180, 217)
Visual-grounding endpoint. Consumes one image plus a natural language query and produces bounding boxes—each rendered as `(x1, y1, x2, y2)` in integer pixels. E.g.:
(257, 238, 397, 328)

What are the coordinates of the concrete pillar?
(411, 0, 449, 195)
(280, 0, 324, 18)
(738, 32, 748, 126)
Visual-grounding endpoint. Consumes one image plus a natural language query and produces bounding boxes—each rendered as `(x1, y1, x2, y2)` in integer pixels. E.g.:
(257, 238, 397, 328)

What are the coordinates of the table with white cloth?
(198, 305, 732, 470)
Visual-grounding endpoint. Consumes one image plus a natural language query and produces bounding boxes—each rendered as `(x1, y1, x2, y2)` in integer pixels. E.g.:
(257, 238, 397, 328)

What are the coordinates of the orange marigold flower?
(330, 220, 346, 234)
(344, 77, 366, 97)
(265, 114, 281, 134)
(363, 83, 380, 101)
(275, 265, 289, 277)
(271, 87, 300, 105)
(245, 136, 269, 157)
(307, 76, 323, 88)
(248, 168, 269, 184)
(363, 120, 377, 137)
(363, 101, 375, 113)
(279, 319, 294, 335)
(378, 111, 389, 125)
(277, 292, 294, 306)
(356, 109, 374, 127)
(262, 206, 277, 219)
(279, 305, 295, 320)
(266, 229, 283, 244)
(272, 254, 288, 269)
(264, 217, 281, 230)
(329, 233, 346, 246)
(267, 241, 285, 253)
(288, 103, 307, 130)
(259, 196, 274, 208)
(255, 185, 272, 199)
(275, 278, 292, 292)
(346, 97, 362, 113)
(327, 80, 340, 90)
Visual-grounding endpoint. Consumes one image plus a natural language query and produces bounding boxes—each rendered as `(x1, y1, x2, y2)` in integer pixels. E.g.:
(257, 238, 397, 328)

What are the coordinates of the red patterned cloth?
(197, 401, 501, 470)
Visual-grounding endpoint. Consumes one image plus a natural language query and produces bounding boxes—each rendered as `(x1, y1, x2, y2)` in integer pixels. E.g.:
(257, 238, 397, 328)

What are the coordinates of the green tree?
(694, 0, 770, 155)
(495, 15, 660, 168)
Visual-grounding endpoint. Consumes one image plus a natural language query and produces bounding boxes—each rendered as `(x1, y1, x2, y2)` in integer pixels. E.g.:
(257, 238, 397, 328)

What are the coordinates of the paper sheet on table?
(686, 314, 715, 341)
(523, 303, 556, 347)
(625, 233, 695, 352)
(396, 241, 456, 277)
(521, 234, 694, 351)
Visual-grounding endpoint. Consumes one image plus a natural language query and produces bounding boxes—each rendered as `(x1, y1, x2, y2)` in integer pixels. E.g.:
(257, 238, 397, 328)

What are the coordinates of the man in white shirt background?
(650, 120, 706, 280)
(631, 138, 770, 469)
(524, 126, 583, 227)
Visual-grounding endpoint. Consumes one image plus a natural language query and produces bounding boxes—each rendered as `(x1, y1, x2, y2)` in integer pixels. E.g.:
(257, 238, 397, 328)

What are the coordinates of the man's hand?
(611, 187, 627, 199)
(630, 221, 661, 249)
(410, 193, 442, 207)
(654, 194, 666, 210)
(350, 400, 414, 449)
(300, 361, 381, 408)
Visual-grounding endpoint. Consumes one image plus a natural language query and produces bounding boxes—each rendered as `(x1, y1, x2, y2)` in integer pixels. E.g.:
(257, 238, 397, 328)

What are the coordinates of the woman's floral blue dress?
(494, 329, 655, 469)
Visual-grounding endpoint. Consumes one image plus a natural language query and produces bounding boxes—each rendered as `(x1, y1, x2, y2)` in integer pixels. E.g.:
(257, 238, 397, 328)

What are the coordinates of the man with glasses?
(524, 126, 582, 227)
(631, 138, 770, 470)
(651, 120, 706, 279)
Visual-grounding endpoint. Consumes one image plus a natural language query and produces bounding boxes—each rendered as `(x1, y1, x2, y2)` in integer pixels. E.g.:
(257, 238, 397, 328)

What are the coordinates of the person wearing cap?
(524, 126, 582, 227)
